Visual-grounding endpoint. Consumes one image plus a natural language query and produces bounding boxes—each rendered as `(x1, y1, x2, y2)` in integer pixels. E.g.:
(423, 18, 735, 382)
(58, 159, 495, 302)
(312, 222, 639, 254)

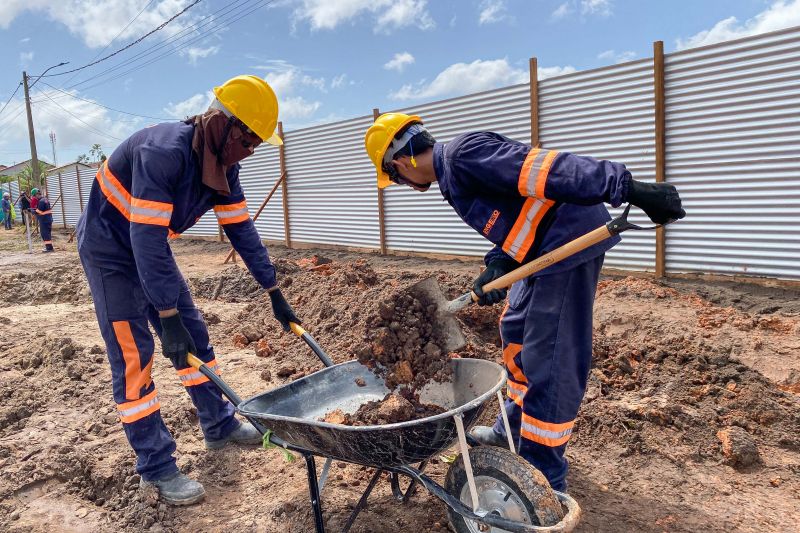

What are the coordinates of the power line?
(0, 83, 23, 119)
(64, 0, 272, 93)
(65, 0, 262, 92)
(61, 0, 158, 87)
(39, 81, 173, 121)
(40, 0, 203, 78)
(34, 90, 122, 142)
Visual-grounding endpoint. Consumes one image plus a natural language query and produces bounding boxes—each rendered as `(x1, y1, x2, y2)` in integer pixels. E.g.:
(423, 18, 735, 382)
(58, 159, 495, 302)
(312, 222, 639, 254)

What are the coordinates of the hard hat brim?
(377, 170, 392, 189)
(266, 132, 283, 146)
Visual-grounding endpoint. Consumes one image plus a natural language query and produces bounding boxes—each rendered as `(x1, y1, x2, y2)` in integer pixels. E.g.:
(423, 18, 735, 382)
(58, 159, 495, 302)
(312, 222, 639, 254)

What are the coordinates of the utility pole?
(22, 71, 40, 188)
(49, 131, 57, 167)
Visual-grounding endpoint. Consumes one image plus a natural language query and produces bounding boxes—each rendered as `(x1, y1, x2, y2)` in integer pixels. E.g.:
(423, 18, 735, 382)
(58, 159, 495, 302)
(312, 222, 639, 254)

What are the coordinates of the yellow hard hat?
(213, 75, 282, 146)
(365, 112, 422, 189)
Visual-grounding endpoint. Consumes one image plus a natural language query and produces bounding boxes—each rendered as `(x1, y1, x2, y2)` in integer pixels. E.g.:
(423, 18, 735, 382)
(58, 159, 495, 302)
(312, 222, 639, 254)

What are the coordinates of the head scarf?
(187, 108, 261, 196)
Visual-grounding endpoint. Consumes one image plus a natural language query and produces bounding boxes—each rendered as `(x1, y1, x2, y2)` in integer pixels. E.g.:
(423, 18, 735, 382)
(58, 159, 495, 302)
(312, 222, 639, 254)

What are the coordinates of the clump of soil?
(322, 392, 446, 426)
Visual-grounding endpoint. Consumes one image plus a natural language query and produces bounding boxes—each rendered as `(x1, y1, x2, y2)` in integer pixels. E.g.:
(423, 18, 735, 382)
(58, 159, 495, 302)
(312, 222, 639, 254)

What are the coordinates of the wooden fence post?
(278, 121, 291, 248)
(76, 166, 84, 212)
(373, 108, 387, 255)
(58, 171, 66, 228)
(653, 41, 666, 278)
(529, 57, 540, 147)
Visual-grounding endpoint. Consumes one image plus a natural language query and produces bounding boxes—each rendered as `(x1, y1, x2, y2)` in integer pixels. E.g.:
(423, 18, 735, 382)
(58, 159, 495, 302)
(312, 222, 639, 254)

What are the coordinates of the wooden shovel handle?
(477, 225, 613, 297)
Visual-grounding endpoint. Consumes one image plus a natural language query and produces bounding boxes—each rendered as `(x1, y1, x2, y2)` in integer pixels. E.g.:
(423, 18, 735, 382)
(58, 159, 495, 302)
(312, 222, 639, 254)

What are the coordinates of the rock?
(232, 333, 249, 348)
(75, 507, 89, 518)
(240, 325, 264, 343)
(391, 360, 414, 385)
(377, 394, 414, 422)
(90, 345, 104, 354)
(60, 344, 76, 360)
(770, 477, 782, 487)
(277, 366, 295, 378)
(254, 338, 273, 358)
(10, 510, 20, 521)
(260, 370, 272, 382)
(717, 426, 760, 467)
(354, 377, 366, 387)
(323, 409, 348, 425)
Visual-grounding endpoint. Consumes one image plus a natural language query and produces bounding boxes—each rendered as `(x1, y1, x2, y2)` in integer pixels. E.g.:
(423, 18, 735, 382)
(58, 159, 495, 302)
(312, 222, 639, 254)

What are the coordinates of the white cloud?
(181, 45, 220, 66)
(581, 0, 612, 16)
(384, 52, 415, 72)
(0, 1, 211, 60)
(19, 51, 34, 65)
(552, 0, 612, 19)
(479, 0, 510, 25)
(293, 0, 434, 32)
(330, 74, 351, 89)
(538, 65, 577, 79)
(280, 96, 321, 119)
(597, 49, 637, 63)
(676, 0, 800, 50)
(163, 92, 213, 119)
(249, 60, 325, 125)
(19, 37, 30, 43)
(390, 58, 535, 100)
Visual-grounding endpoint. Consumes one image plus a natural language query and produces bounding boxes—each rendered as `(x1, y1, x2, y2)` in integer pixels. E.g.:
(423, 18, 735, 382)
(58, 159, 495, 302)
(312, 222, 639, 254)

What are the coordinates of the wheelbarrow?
(186, 324, 581, 533)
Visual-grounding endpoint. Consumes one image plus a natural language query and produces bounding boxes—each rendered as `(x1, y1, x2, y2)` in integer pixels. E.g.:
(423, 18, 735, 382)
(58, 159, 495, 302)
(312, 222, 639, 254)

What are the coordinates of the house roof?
(0, 159, 55, 177)
(46, 162, 94, 174)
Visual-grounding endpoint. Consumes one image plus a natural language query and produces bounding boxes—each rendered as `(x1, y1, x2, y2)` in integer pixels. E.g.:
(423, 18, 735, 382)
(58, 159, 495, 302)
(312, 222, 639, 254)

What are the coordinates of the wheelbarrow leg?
(390, 460, 428, 502)
(342, 468, 384, 533)
(304, 454, 326, 533)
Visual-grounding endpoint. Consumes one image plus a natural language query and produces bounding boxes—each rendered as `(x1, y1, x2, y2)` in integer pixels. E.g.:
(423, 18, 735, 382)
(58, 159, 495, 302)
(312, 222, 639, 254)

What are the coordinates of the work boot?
(140, 472, 205, 506)
(469, 425, 513, 448)
(205, 421, 262, 450)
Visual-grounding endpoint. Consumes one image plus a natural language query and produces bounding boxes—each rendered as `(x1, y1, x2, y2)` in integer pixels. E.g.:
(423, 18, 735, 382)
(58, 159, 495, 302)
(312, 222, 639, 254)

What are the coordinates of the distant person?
(29, 188, 39, 211)
(16, 191, 31, 227)
(365, 113, 685, 493)
(2, 192, 11, 230)
(34, 192, 53, 252)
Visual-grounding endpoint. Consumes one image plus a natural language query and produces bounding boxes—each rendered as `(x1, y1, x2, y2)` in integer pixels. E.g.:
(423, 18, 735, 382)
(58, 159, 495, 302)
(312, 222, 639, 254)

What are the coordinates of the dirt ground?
(0, 228, 798, 533)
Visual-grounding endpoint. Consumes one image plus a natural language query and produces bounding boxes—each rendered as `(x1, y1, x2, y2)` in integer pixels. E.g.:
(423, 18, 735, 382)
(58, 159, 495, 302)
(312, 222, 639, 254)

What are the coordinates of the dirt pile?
(323, 392, 447, 426)
(0, 264, 90, 305)
(574, 277, 800, 467)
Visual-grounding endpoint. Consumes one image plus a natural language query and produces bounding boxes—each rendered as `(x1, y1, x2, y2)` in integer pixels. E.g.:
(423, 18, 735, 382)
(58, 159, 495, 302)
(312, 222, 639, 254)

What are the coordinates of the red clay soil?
(0, 234, 798, 532)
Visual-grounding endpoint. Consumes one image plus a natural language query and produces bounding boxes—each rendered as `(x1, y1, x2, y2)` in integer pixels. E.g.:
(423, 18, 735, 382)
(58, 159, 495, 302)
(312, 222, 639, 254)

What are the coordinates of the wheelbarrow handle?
(186, 353, 288, 447)
(289, 322, 335, 368)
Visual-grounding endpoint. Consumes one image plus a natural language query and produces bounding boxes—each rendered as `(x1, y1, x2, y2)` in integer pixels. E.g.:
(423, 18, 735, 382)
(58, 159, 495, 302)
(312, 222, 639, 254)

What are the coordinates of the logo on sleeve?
(483, 210, 501, 236)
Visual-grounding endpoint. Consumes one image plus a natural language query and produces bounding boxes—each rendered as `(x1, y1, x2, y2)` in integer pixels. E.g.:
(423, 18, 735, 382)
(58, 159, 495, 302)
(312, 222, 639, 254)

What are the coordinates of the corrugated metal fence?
(41, 26, 800, 281)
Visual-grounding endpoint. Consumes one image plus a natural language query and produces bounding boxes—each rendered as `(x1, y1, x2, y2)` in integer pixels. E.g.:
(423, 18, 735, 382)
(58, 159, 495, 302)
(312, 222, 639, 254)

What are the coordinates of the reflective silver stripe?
(215, 207, 249, 220)
(118, 395, 159, 418)
(179, 370, 205, 383)
(521, 149, 549, 196)
(520, 420, 573, 441)
(505, 199, 548, 258)
(130, 203, 172, 221)
(98, 165, 132, 214)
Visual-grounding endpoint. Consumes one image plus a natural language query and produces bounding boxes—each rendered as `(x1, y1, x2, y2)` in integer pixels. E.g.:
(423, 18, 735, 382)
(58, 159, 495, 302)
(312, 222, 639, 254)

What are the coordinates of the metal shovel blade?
(409, 277, 467, 353)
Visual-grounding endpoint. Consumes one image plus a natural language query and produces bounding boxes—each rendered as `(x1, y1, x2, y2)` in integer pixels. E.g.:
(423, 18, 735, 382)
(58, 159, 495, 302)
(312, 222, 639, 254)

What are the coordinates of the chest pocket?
(462, 198, 512, 246)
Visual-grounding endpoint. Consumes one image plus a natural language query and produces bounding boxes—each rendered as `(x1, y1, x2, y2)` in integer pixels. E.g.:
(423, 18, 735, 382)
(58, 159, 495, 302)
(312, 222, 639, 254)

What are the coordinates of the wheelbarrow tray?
(238, 358, 505, 467)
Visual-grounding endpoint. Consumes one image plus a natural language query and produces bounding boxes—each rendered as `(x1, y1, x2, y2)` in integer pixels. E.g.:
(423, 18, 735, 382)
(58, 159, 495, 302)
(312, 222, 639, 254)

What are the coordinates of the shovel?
(410, 204, 670, 352)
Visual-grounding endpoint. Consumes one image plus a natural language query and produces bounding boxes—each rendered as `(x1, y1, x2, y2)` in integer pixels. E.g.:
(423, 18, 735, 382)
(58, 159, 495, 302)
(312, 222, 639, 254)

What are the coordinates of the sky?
(0, 0, 798, 165)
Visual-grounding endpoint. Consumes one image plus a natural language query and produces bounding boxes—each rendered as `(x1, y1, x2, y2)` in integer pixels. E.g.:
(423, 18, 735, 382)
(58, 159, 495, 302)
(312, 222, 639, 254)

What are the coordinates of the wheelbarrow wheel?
(444, 446, 564, 532)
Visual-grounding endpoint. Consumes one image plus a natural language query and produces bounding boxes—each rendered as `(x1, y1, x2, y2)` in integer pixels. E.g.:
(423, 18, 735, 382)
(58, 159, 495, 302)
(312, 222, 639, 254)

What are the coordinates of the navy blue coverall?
(434, 132, 629, 491)
(35, 196, 53, 251)
(76, 121, 278, 481)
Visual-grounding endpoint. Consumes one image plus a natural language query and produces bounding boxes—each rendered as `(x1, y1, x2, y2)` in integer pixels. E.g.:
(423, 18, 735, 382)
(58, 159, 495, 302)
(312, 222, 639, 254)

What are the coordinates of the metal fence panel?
(539, 59, 657, 271)
(45, 174, 64, 225)
(238, 144, 284, 242)
(59, 168, 82, 226)
(665, 26, 800, 279)
(283, 115, 380, 248)
(384, 83, 532, 256)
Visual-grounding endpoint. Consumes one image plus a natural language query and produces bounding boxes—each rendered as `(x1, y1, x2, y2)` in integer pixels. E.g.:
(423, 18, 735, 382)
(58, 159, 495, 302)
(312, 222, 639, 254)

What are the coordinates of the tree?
(17, 161, 51, 189)
(89, 144, 105, 163)
(76, 154, 90, 164)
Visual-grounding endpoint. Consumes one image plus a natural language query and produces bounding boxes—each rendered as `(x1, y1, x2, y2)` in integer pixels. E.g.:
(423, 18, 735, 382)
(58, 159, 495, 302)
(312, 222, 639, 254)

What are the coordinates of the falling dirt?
(0, 231, 798, 533)
(322, 391, 447, 426)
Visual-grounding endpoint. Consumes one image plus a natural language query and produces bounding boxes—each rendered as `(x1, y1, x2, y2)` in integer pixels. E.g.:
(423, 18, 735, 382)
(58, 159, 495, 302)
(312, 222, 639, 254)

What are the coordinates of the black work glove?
(269, 288, 300, 332)
(473, 258, 518, 306)
(159, 313, 196, 368)
(626, 178, 686, 224)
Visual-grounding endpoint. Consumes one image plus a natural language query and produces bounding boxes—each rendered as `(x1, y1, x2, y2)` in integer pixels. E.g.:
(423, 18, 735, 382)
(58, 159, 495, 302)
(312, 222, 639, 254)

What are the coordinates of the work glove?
(269, 288, 301, 332)
(626, 178, 686, 224)
(472, 258, 518, 306)
(159, 312, 197, 368)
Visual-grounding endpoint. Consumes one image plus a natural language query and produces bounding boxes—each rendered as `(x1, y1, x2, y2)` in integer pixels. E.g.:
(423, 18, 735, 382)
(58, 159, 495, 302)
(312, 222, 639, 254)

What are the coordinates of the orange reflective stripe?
(535, 150, 558, 199)
(117, 389, 160, 423)
(168, 229, 181, 239)
(502, 343, 526, 383)
(501, 197, 555, 261)
(517, 148, 541, 196)
(96, 162, 174, 228)
(176, 359, 219, 387)
(112, 321, 153, 400)
(214, 200, 249, 225)
(506, 379, 526, 407)
(520, 413, 574, 447)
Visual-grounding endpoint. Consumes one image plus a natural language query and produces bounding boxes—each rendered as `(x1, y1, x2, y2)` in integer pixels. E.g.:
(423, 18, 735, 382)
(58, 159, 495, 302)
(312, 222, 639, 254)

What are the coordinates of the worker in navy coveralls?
(77, 76, 299, 505)
(365, 113, 685, 492)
